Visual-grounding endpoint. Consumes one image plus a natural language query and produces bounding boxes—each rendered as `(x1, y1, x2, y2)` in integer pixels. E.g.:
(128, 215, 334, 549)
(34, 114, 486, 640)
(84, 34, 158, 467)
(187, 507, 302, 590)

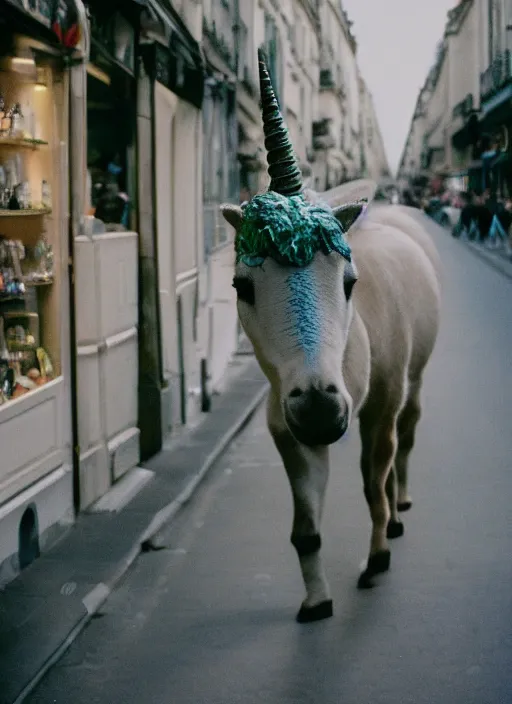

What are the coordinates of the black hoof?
(357, 550, 391, 590)
(397, 500, 412, 512)
(387, 519, 404, 539)
(296, 599, 333, 623)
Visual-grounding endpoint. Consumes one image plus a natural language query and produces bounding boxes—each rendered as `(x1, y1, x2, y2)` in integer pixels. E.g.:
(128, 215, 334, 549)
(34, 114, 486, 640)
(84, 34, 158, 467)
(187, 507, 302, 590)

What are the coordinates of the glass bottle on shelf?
(19, 181, 31, 209)
(41, 180, 51, 209)
(9, 104, 24, 138)
(21, 101, 34, 140)
(0, 165, 7, 208)
(0, 317, 9, 361)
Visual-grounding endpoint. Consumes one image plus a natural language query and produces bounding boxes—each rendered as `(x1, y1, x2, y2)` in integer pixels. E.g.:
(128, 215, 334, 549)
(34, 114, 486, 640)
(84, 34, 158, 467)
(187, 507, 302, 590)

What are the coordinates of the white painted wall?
(155, 81, 205, 430)
(155, 82, 179, 404)
(75, 231, 139, 500)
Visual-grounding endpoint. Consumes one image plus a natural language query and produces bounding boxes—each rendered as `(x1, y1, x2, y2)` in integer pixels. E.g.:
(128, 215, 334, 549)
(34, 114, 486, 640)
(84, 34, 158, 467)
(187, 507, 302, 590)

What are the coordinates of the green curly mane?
(233, 49, 362, 268)
(235, 192, 353, 267)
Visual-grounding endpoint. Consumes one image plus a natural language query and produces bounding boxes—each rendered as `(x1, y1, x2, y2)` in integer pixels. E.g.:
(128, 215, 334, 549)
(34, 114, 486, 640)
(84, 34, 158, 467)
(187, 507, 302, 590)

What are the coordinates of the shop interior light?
(9, 44, 37, 79)
(34, 67, 47, 92)
(11, 56, 36, 67)
(86, 63, 111, 86)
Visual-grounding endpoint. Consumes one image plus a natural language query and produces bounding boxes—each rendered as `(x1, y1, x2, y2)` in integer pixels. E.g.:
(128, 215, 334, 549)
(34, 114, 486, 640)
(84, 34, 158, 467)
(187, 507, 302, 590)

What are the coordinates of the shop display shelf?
(24, 277, 54, 286)
(0, 295, 24, 303)
(6, 342, 37, 352)
(0, 136, 48, 149)
(0, 208, 51, 218)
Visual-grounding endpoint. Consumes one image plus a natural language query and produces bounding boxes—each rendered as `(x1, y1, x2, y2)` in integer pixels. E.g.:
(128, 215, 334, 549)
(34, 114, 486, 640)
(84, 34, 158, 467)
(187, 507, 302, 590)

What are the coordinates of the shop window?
(1, 47, 63, 408)
(202, 82, 238, 252)
(86, 59, 136, 232)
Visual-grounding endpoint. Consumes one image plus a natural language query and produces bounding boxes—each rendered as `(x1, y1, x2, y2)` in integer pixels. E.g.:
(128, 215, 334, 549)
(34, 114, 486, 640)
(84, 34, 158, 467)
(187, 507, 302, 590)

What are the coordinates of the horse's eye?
(232, 276, 255, 305)
(343, 266, 357, 300)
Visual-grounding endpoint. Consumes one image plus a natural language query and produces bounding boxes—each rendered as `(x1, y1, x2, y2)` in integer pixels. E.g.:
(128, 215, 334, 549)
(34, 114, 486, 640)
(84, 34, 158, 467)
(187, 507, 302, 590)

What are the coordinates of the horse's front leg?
(267, 391, 332, 623)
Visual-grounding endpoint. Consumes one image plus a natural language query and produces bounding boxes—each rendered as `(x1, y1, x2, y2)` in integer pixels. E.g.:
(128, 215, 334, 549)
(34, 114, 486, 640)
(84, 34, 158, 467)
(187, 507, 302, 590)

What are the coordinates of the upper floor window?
(264, 14, 283, 107)
(299, 84, 305, 133)
(489, 0, 504, 62)
(367, 117, 373, 147)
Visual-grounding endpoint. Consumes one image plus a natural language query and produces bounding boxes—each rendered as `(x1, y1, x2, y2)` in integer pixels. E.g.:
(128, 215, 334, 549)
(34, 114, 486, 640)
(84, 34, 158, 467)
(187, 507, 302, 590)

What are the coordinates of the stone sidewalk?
(459, 237, 512, 280)
(0, 352, 267, 704)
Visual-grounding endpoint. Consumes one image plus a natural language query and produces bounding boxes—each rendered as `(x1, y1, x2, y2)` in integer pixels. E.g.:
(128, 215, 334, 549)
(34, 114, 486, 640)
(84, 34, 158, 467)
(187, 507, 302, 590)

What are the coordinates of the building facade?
(312, 0, 360, 191)
(358, 75, 391, 184)
(0, 0, 90, 585)
(398, 0, 512, 199)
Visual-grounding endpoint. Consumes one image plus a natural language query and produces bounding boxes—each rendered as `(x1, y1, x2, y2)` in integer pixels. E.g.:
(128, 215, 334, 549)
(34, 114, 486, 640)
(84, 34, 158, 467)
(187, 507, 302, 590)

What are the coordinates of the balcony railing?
(320, 68, 335, 89)
(237, 19, 248, 80)
(319, 67, 346, 100)
(237, 19, 257, 95)
(313, 118, 331, 137)
(480, 50, 512, 102)
(452, 92, 474, 120)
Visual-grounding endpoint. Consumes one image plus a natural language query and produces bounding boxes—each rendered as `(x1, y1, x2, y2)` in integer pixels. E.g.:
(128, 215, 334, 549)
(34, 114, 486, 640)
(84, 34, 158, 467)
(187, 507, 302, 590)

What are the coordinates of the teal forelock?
(235, 192, 353, 268)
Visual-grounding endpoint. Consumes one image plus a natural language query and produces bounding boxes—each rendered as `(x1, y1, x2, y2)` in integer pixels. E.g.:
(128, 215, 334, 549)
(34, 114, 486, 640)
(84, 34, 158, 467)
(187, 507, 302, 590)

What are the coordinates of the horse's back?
(349, 210, 441, 390)
(363, 204, 442, 288)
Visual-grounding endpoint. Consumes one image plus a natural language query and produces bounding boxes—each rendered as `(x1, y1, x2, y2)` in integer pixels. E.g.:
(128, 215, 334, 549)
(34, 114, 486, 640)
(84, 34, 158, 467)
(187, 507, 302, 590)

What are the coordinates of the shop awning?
(481, 82, 512, 119)
(492, 151, 509, 168)
(0, 0, 89, 60)
(140, 0, 204, 108)
(481, 150, 510, 171)
(144, 0, 201, 62)
(451, 113, 480, 151)
(85, 0, 152, 26)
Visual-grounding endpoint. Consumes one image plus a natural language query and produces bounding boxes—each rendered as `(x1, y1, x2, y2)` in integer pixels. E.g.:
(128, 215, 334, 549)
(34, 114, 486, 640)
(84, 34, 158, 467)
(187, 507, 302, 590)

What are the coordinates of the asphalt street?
(26, 215, 512, 704)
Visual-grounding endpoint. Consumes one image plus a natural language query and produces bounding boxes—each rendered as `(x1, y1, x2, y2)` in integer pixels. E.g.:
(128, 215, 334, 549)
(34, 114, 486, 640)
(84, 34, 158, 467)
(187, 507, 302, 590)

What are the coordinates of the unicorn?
(221, 50, 441, 623)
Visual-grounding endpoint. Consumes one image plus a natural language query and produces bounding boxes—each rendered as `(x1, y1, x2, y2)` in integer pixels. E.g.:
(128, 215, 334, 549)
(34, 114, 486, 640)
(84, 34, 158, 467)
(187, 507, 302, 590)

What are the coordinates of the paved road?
(27, 215, 512, 704)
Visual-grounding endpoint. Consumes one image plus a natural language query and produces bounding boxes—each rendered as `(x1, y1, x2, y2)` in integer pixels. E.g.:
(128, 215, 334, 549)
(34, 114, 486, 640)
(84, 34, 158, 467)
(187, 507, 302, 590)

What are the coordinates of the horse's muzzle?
(284, 386, 349, 447)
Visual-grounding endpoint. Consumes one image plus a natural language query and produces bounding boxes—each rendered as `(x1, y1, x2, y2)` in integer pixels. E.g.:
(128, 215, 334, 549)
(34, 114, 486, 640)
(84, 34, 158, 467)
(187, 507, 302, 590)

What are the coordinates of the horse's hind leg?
(395, 380, 422, 512)
(358, 404, 399, 589)
(385, 466, 404, 539)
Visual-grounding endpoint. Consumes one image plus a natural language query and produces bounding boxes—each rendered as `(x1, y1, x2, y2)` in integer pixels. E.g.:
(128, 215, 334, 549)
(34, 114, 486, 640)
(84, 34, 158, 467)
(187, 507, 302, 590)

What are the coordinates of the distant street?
(27, 215, 512, 704)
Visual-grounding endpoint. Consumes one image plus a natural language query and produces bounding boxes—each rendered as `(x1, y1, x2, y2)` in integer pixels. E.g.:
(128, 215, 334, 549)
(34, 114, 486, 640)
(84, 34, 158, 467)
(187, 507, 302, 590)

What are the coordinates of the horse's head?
(221, 50, 366, 447)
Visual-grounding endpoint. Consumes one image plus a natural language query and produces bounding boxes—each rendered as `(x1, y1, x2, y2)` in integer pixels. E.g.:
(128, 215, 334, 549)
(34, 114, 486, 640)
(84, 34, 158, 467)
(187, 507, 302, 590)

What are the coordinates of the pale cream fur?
(221, 181, 441, 619)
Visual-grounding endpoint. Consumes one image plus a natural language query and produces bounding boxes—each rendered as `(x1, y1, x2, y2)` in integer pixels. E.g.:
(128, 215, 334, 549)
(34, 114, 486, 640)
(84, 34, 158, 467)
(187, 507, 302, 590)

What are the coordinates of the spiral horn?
(258, 48, 303, 196)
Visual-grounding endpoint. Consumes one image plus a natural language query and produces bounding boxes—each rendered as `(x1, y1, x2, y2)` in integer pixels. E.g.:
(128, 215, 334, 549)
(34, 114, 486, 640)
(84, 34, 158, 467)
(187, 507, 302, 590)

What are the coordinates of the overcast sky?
(342, 0, 455, 175)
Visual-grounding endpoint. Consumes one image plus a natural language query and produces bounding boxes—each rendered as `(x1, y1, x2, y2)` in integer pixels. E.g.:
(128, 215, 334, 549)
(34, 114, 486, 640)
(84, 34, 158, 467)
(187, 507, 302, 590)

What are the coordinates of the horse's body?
(257, 192, 441, 619)
(222, 50, 441, 623)
(343, 201, 441, 511)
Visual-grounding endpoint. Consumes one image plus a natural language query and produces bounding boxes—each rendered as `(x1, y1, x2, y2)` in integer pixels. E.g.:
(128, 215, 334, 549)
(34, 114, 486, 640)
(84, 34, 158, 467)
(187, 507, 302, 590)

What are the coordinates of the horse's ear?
(221, 204, 244, 231)
(332, 202, 366, 232)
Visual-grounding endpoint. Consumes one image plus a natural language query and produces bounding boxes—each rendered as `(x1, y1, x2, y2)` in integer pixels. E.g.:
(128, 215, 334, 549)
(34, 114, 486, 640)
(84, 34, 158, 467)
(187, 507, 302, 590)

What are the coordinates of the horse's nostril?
(289, 387, 303, 399)
(325, 384, 338, 394)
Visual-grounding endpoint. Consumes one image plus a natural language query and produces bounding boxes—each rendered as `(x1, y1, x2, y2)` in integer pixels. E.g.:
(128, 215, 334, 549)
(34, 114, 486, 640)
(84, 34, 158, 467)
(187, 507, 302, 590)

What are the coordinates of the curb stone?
(1, 357, 268, 704)
(460, 239, 512, 281)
